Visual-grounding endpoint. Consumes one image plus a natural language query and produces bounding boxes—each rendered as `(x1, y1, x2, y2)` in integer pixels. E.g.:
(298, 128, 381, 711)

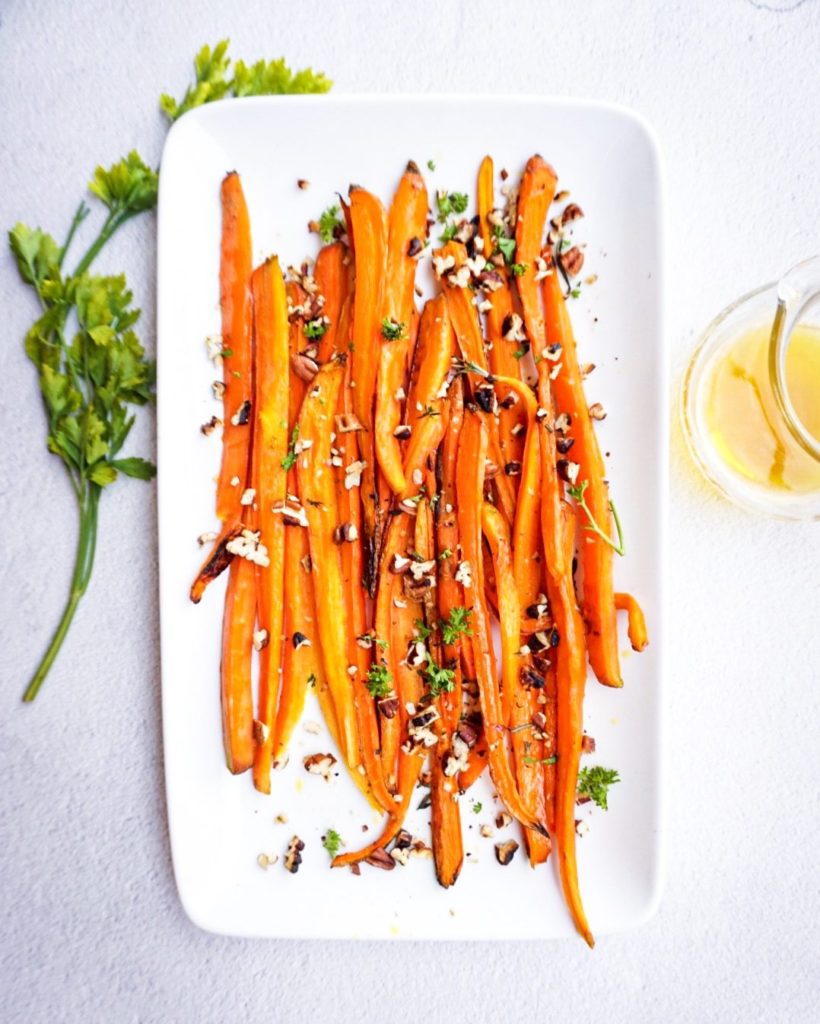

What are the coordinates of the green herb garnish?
(318, 204, 344, 243)
(577, 766, 620, 810)
(365, 662, 393, 699)
(472, 802, 482, 814)
(422, 656, 455, 697)
(413, 619, 433, 641)
(495, 235, 516, 264)
(509, 262, 528, 277)
(10, 154, 159, 702)
(281, 423, 300, 470)
(380, 316, 405, 341)
(304, 318, 328, 340)
(160, 40, 331, 122)
(440, 606, 472, 646)
(436, 191, 469, 222)
(523, 755, 558, 766)
(322, 829, 343, 858)
(570, 286, 582, 299)
(567, 479, 625, 556)
(427, 159, 436, 171)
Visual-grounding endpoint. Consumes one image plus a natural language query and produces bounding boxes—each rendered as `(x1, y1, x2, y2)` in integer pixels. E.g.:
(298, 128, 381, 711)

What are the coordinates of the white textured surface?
(1, 0, 818, 1021)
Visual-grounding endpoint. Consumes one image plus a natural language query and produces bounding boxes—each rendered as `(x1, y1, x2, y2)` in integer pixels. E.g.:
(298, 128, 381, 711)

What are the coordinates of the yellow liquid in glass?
(704, 324, 820, 494)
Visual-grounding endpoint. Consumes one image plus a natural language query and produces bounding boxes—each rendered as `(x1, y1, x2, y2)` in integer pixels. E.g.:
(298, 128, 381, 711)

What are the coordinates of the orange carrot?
(542, 262, 622, 687)
(456, 411, 546, 835)
(376, 162, 428, 494)
(220, 554, 256, 774)
(349, 187, 388, 591)
(477, 155, 526, 473)
(313, 241, 350, 364)
(249, 257, 289, 793)
(514, 154, 557, 360)
(296, 359, 360, 769)
(481, 503, 550, 865)
(435, 240, 517, 527)
(615, 593, 649, 651)
(216, 172, 253, 523)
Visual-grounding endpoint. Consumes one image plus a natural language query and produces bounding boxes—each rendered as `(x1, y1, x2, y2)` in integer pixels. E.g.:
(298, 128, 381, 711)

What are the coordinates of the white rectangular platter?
(157, 95, 665, 940)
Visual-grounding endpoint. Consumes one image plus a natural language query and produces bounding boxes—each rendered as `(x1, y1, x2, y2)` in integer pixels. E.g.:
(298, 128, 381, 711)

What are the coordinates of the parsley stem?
(23, 485, 100, 702)
(59, 201, 90, 268)
(72, 208, 129, 278)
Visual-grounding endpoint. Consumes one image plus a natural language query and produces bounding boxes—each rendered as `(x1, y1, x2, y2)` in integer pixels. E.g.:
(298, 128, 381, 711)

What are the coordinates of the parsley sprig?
(422, 656, 455, 697)
(160, 40, 331, 122)
(365, 662, 393, 699)
(10, 154, 158, 701)
(322, 829, 343, 858)
(577, 766, 620, 810)
(317, 204, 344, 244)
(440, 606, 472, 646)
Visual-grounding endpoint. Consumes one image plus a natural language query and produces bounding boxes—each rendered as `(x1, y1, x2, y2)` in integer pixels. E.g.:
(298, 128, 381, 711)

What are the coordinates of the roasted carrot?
(435, 376, 470, 728)
(335, 353, 397, 813)
(415, 495, 464, 888)
(249, 257, 289, 793)
(403, 295, 455, 489)
(456, 411, 546, 836)
(349, 186, 388, 591)
(514, 154, 557, 360)
(272, 283, 328, 768)
(375, 162, 428, 494)
(313, 241, 350, 364)
(615, 593, 649, 652)
(216, 172, 254, 523)
(482, 503, 550, 865)
(296, 359, 360, 769)
(435, 241, 517, 527)
(220, 554, 256, 774)
(458, 735, 488, 790)
(477, 155, 526, 473)
(542, 262, 622, 687)
(539, 450, 594, 945)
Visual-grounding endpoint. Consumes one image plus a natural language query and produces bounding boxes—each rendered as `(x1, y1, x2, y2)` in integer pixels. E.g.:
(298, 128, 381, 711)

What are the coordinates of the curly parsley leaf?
(318, 204, 344, 243)
(322, 829, 343, 858)
(577, 766, 620, 810)
(422, 656, 455, 697)
(440, 606, 472, 646)
(365, 662, 393, 699)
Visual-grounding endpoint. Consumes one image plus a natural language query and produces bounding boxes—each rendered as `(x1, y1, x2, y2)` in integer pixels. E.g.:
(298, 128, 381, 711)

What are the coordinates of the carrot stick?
(296, 359, 360, 770)
(373, 513, 407, 790)
(456, 412, 547, 835)
(615, 593, 649, 651)
(402, 295, 454, 483)
(272, 283, 329, 768)
(458, 735, 488, 790)
(220, 550, 256, 775)
(249, 257, 290, 793)
(376, 162, 428, 494)
(514, 154, 557, 359)
(542, 662, 558, 834)
(435, 376, 469, 728)
(216, 172, 254, 523)
(349, 186, 388, 592)
(481, 503, 550, 865)
(542, 262, 622, 687)
(435, 240, 517, 527)
(537, 404, 594, 946)
(477, 155, 526, 474)
(335, 353, 397, 813)
(313, 241, 350, 364)
(414, 495, 464, 889)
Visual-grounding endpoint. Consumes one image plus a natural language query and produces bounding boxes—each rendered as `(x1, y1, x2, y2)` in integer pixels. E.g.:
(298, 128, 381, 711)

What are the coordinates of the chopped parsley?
(472, 802, 482, 814)
(577, 765, 620, 810)
(318, 203, 344, 243)
(413, 619, 433, 641)
(513, 345, 529, 360)
(440, 606, 472, 646)
(419, 404, 440, 418)
(495, 235, 516, 264)
(280, 423, 300, 470)
(570, 286, 582, 299)
(322, 829, 342, 858)
(304, 318, 328, 340)
(427, 159, 436, 171)
(422, 656, 455, 697)
(523, 755, 558, 766)
(438, 548, 453, 561)
(438, 222, 457, 243)
(380, 316, 405, 341)
(365, 662, 392, 699)
(435, 191, 469, 222)
(509, 262, 528, 277)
